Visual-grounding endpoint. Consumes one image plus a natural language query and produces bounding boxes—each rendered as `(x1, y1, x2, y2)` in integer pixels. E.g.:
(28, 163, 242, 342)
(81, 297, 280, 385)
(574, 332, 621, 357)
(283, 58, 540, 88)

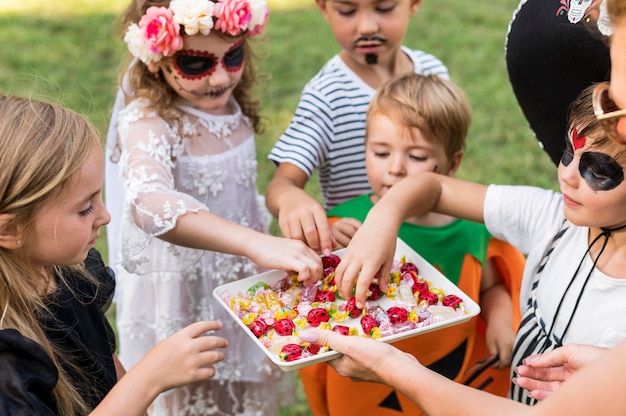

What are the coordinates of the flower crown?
(125, 0, 269, 65)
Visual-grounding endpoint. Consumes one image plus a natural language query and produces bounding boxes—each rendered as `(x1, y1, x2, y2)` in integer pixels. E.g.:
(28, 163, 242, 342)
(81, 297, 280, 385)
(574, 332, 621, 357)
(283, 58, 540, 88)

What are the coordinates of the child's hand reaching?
(275, 187, 335, 255)
(135, 321, 227, 390)
(94, 321, 227, 415)
(333, 208, 401, 307)
(245, 234, 323, 285)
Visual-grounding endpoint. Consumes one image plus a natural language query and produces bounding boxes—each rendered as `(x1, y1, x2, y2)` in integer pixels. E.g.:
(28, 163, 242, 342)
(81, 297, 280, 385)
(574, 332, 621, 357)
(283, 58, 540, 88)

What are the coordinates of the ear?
(409, 0, 422, 16)
(0, 214, 23, 250)
(315, 0, 331, 21)
(445, 150, 464, 176)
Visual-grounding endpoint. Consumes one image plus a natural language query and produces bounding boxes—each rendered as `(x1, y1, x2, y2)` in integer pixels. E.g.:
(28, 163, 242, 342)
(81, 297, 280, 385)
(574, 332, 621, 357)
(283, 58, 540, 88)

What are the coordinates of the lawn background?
(0, 0, 558, 414)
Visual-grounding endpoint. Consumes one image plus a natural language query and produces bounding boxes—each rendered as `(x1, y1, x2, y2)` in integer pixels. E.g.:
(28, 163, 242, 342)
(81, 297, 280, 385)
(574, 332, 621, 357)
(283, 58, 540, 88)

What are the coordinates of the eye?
(579, 152, 625, 191)
(335, 6, 356, 16)
(79, 205, 95, 217)
(376, 5, 395, 13)
(409, 154, 427, 162)
(223, 42, 245, 70)
(373, 151, 390, 158)
(175, 54, 216, 76)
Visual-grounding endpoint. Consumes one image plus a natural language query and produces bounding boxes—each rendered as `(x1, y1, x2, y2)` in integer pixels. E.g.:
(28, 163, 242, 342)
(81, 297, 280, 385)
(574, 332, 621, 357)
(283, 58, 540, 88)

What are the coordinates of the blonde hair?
(118, 0, 264, 133)
(0, 95, 100, 415)
(366, 73, 471, 161)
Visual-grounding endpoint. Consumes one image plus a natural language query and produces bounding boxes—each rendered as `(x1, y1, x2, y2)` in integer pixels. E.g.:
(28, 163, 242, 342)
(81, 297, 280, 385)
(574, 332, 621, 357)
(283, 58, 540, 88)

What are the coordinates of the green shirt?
(327, 194, 491, 284)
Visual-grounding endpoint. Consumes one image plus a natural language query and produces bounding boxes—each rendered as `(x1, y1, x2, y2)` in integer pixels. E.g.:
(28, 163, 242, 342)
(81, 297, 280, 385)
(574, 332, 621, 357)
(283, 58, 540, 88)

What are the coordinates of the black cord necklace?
(545, 223, 626, 347)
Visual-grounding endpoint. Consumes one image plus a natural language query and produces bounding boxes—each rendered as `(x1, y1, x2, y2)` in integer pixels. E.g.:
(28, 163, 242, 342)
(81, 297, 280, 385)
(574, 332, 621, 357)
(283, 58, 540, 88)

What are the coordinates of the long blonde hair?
(0, 95, 100, 415)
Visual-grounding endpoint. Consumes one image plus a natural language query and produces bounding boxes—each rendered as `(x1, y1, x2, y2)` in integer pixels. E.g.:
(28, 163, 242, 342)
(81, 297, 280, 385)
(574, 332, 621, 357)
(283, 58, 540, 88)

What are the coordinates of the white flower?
(248, 0, 268, 30)
(124, 23, 161, 64)
(170, 0, 215, 36)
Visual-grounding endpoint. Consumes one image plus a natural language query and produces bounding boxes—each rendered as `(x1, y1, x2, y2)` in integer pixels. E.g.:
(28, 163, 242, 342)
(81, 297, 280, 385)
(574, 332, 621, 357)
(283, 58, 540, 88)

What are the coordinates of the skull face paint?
(561, 131, 625, 191)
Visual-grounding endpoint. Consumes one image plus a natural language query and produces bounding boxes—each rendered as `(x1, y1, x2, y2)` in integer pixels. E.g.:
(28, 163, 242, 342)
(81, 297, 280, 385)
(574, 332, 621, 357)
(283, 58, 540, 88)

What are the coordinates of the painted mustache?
(354, 35, 386, 46)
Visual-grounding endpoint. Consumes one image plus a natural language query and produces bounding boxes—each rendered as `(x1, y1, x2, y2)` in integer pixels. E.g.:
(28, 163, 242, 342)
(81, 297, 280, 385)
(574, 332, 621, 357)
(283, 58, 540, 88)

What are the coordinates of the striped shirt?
(268, 46, 449, 209)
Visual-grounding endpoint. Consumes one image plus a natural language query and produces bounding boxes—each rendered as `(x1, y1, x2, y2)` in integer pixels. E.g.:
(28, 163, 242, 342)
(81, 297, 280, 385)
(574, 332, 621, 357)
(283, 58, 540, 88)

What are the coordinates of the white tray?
(213, 238, 480, 371)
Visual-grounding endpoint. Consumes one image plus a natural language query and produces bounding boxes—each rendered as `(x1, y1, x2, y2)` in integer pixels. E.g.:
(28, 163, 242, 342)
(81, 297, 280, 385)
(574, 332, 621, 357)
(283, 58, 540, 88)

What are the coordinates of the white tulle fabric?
(113, 97, 291, 415)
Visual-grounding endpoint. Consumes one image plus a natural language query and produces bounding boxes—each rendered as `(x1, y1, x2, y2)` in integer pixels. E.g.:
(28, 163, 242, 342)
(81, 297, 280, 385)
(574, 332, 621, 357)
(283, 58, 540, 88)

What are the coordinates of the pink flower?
(139, 6, 183, 57)
(214, 0, 252, 36)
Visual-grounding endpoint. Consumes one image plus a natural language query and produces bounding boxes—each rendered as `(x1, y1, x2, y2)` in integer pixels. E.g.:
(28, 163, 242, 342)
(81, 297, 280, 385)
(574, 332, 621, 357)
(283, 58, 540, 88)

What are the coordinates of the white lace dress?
(115, 97, 290, 415)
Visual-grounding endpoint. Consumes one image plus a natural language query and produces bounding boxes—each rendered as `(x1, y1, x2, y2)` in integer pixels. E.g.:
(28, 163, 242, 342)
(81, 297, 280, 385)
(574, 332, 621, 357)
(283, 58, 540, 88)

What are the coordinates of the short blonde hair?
(366, 73, 471, 161)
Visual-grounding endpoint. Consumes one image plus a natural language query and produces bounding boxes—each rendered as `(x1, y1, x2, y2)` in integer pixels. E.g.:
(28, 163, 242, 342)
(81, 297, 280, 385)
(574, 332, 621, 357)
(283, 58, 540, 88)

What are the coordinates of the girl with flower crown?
(107, 0, 323, 414)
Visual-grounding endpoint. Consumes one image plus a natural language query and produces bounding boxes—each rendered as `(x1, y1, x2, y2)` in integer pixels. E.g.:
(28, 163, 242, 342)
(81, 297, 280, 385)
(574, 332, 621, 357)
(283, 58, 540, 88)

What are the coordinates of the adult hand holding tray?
(213, 238, 480, 371)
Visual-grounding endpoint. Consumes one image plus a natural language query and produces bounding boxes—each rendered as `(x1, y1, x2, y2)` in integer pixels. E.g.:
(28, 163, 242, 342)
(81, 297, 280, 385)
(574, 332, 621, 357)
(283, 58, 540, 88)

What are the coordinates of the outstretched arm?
(160, 210, 323, 284)
(334, 172, 488, 307)
(265, 162, 334, 255)
(91, 321, 227, 416)
(301, 330, 626, 416)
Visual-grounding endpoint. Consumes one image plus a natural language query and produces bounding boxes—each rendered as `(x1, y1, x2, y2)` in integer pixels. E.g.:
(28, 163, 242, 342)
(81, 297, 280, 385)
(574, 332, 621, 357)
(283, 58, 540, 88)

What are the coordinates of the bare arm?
(334, 172, 488, 306)
(479, 259, 515, 369)
(303, 329, 626, 416)
(91, 321, 227, 416)
(265, 162, 334, 255)
(158, 209, 322, 284)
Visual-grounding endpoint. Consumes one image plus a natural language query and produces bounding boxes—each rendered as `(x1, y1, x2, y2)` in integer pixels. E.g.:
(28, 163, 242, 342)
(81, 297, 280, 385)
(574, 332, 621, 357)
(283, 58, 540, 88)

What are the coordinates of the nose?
(207, 63, 231, 87)
(558, 157, 580, 189)
(388, 153, 406, 177)
(96, 201, 111, 228)
(357, 11, 379, 36)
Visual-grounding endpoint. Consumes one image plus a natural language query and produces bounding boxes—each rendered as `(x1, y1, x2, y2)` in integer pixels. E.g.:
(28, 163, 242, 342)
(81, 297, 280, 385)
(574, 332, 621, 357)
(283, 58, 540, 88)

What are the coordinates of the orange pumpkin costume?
(299, 196, 524, 415)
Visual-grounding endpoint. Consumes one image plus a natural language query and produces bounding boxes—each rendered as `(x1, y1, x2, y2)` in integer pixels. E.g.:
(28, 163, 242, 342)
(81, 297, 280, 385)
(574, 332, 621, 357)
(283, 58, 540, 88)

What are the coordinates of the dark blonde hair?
(366, 73, 471, 161)
(0, 95, 100, 415)
(118, 0, 263, 133)
(567, 83, 626, 160)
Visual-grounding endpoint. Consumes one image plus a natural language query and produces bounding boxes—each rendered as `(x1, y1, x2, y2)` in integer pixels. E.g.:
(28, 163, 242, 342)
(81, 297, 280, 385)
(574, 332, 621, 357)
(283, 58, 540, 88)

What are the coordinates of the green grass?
(0, 1, 558, 414)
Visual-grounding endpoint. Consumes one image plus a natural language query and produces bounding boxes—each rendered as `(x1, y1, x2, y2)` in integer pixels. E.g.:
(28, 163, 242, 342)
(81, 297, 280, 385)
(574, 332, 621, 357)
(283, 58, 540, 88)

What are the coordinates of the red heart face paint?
(572, 128, 586, 150)
(561, 134, 625, 191)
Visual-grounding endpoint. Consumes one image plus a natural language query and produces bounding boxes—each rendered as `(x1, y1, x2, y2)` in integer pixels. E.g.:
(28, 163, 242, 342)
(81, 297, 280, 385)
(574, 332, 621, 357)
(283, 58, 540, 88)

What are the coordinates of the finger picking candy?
(274, 318, 297, 336)
(279, 343, 304, 362)
(307, 307, 330, 327)
(322, 254, 341, 269)
(223, 253, 471, 364)
(345, 297, 363, 318)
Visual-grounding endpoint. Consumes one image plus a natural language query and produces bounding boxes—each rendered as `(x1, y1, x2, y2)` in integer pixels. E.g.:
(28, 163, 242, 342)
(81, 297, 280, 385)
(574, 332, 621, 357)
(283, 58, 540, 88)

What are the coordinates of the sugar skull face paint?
(173, 38, 245, 80)
(561, 134, 625, 191)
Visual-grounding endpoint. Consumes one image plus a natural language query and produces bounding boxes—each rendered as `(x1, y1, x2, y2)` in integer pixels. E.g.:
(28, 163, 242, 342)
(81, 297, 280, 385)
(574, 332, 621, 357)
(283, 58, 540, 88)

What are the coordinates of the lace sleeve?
(118, 103, 208, 236)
